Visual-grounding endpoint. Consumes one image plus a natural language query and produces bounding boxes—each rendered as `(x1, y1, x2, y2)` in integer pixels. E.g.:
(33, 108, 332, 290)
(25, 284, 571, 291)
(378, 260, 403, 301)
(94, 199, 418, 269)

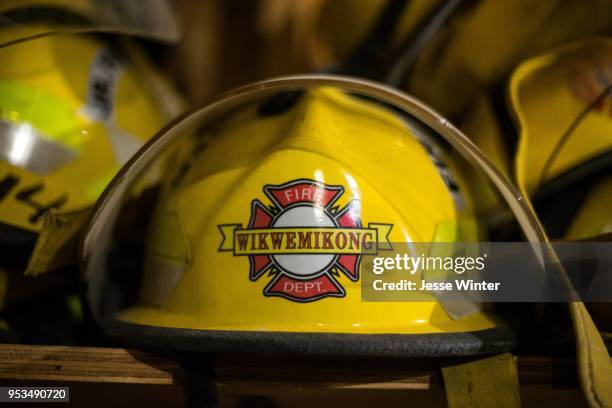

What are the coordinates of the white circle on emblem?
(272, 205, 336, 277)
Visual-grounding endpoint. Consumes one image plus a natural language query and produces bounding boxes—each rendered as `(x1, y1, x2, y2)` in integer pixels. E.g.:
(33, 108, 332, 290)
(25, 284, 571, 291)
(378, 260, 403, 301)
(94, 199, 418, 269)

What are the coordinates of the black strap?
(181, 353, 218, 408)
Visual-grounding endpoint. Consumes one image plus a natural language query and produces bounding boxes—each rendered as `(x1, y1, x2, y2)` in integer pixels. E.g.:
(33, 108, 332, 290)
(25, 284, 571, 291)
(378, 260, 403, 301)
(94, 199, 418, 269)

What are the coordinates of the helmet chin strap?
(181, 353, 218, 408)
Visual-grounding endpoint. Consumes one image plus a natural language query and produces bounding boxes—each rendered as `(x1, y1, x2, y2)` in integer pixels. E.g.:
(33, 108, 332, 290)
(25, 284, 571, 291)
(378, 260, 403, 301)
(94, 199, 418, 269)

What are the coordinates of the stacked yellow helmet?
(0, 0, 183, 339)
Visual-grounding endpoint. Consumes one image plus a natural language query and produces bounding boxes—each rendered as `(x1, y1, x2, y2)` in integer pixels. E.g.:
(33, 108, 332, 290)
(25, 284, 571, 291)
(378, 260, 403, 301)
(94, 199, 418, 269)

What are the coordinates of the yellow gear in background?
(0, 30, 179, 234)
(461, 39, 612, 223)
(409, 0, 612, 118)
(462, 38, 612, 408)
(511, 38, 612, 196)
(314, 0, 438, 65)
(0, 0, 183, 341)
(511, 38, 612, 408)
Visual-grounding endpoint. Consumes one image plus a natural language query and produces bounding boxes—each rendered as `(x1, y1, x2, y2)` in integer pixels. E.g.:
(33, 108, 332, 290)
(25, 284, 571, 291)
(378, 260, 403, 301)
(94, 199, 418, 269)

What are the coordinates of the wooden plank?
(0, 344, 181, 384)
(0, 343, 596, 391)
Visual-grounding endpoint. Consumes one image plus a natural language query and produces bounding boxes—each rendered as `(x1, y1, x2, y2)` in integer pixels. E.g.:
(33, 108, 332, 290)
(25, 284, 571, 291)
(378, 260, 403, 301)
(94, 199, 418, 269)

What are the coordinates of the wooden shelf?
(0, 344, 179, 384)
(0, 344, 594, 407)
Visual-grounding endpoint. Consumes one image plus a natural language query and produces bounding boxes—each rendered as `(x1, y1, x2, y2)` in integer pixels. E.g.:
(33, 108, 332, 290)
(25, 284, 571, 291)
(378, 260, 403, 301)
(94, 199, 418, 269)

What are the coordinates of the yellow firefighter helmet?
(462, 37, 612, 408)
(82, 75, 545, 356)
(0, 0, 182, 237)
(0, 0, 183, 338)
(0, 31, 180, 235)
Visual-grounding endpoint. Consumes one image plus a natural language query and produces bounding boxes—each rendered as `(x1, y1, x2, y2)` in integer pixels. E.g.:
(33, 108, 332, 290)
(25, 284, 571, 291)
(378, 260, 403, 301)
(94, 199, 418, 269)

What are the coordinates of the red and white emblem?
(219, 179, 392, 302)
